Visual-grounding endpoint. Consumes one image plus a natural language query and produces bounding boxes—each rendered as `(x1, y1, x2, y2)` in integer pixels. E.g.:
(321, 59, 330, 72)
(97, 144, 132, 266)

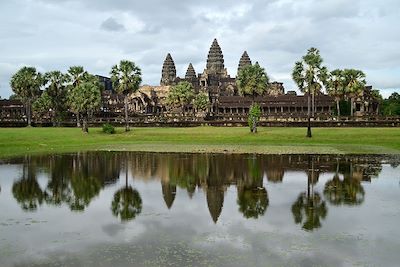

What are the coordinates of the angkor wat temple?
(1, 39, 382, 125)
(100, 38, 377, 119)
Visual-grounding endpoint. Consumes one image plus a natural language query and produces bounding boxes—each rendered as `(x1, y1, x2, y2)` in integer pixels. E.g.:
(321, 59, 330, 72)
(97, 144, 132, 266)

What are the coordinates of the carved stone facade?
(161, 38, 285, 101)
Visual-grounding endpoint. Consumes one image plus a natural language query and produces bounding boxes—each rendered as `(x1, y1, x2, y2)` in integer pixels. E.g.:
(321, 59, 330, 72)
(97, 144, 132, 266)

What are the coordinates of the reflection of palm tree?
(68, 175, 102, 211)
(324, 161, 365, 206)
(12, 162, 44, 211)
(111, 160, 142, 222)
(291, 156, 327, 231)
(291, 192, 327, 231)
(237, 157, 269, 219)
(111, 187, 142, 221)
(237, 187, 268, 219)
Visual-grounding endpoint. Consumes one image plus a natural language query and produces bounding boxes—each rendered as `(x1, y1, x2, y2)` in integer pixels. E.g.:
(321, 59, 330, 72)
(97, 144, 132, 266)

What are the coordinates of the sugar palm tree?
(342, 69, 366, 116)
(326, 69, 345, 118)
(10, 67, 44, 126)
(44, 71, 69, 125)
(292, 48, 328, 137)
(110, 60, 142, 132)
(67, 66, 87, 127)
(236, 63, 269, 133)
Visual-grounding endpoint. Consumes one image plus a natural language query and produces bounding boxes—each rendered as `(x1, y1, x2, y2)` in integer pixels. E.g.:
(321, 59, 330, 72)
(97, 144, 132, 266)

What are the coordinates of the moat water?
(0, 152, 399, 267)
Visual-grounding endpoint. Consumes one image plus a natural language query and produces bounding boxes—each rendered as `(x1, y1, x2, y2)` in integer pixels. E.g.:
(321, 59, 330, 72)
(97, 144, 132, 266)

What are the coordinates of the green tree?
(192, 92, 209, 114)
(10, 67, 44, 126)
(68, 76, 101, 133)
(44, 71, 69, 125)
(67, 66, 87, 127)
(326, 69, 345, 117)
(342, 69, 366, 116)
(32, 91, 52, 121)
(248, 103, 261, 133)
(166, 81, 195, 115)
(292, 47, 328, 137)
(110, 60, 142, 132)
(381, 92, 400, 115)
(236, 63, 269, 133)
(236, 63, 269, 98)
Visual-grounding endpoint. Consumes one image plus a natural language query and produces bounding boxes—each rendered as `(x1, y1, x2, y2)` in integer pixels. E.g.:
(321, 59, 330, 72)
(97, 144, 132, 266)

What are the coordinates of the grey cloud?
(100, 17, 125, 32)
(0, 0, 399, 98)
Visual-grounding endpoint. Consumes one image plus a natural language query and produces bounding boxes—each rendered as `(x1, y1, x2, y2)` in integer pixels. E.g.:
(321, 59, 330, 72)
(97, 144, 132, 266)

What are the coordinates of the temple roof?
(237, 51, 252, 75)
(185, 63, 196, 79)
(206, 39, 225, 74)
(161, 53, 176, 86)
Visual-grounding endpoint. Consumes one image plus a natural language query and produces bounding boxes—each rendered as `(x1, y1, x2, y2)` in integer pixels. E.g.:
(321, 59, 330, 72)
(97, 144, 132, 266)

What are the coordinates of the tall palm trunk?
(26, 99, 32, 126)
(350, 97, 354, 117)
(307, 92, 312, 138)
(249, 94, 257, 133)
(336, 99, 340, 118)
(124, 95, 130, 132)
(312, 91, 315, 117)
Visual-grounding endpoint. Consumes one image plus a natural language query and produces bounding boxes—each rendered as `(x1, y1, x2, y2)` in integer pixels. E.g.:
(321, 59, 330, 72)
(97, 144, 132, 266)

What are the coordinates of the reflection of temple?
(9, 152, 392, 224)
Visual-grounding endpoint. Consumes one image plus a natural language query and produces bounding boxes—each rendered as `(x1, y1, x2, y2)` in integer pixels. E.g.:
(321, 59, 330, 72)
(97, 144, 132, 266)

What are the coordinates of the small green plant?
(248, 103, 261, 133)
(102, 123, 115, 134)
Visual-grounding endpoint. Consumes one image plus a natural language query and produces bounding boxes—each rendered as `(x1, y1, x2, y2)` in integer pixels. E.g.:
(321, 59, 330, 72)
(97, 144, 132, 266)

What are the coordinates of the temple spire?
(206, 38, 225, 74)
(185, 63, 196, 79)
(160, 53, 176, 86)
(237, 51, 252, 75)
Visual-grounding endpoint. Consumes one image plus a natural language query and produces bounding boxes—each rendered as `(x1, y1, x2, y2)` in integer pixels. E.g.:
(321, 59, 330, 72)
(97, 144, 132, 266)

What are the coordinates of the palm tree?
(292, 48, 328, 137)
(326, 69, 345, 118)
(236, 63, 269, 133)
(110, 60, 142, 132)
(44, 71, 69, 125)
(342, 69, 366, 116)
(68, 76, 102, 133)
(67, 66, 87, 127)
(10, 67, 44, 126)
(166, 81, 195, 115)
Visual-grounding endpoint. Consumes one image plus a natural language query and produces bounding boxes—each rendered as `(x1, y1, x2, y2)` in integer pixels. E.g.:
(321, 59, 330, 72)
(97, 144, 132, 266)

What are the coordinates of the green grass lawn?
(0, 126, 399, 158)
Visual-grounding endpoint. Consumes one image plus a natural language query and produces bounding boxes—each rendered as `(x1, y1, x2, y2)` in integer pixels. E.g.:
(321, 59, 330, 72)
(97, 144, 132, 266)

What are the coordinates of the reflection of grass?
(0, 127, 400, 158)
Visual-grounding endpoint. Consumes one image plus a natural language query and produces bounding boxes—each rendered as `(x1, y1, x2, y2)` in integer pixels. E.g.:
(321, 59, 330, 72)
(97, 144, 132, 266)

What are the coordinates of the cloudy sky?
(1, 0, 399, 98)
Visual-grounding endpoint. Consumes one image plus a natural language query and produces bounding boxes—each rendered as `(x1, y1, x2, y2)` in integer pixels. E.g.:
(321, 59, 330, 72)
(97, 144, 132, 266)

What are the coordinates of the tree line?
(8, 48, 396, 135)
(9, 60, 142, 132)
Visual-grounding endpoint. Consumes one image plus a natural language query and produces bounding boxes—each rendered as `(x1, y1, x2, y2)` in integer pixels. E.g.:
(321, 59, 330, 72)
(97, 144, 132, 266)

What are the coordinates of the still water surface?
(0, 152, 399, 267)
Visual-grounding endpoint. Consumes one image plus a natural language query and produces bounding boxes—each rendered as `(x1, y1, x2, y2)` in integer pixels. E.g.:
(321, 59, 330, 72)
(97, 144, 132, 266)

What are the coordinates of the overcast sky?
(1, 0, 400, 98)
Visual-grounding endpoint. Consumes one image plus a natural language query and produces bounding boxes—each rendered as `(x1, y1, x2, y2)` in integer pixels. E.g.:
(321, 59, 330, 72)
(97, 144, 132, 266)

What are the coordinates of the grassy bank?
(0, 127, 399, 158)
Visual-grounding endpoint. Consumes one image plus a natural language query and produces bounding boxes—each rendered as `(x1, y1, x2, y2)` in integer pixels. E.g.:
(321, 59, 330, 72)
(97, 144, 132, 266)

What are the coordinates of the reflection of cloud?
(101, 223, 125, 237)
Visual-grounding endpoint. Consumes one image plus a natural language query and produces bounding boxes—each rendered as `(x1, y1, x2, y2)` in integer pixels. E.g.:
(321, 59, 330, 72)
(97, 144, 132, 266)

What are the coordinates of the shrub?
(102, 123, 115, 134)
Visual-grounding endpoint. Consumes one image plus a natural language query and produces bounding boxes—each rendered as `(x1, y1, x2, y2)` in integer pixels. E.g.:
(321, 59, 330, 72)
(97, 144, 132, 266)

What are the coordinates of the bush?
(102, 123, 115, 134)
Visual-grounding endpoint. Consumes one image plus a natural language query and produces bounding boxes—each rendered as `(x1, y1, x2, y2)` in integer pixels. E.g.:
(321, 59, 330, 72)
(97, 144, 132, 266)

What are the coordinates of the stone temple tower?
(206, 39, 225, 75)
(160, 53, 176, 86)
(237, 51, 252, 75)
(185, 63, 196, 79)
